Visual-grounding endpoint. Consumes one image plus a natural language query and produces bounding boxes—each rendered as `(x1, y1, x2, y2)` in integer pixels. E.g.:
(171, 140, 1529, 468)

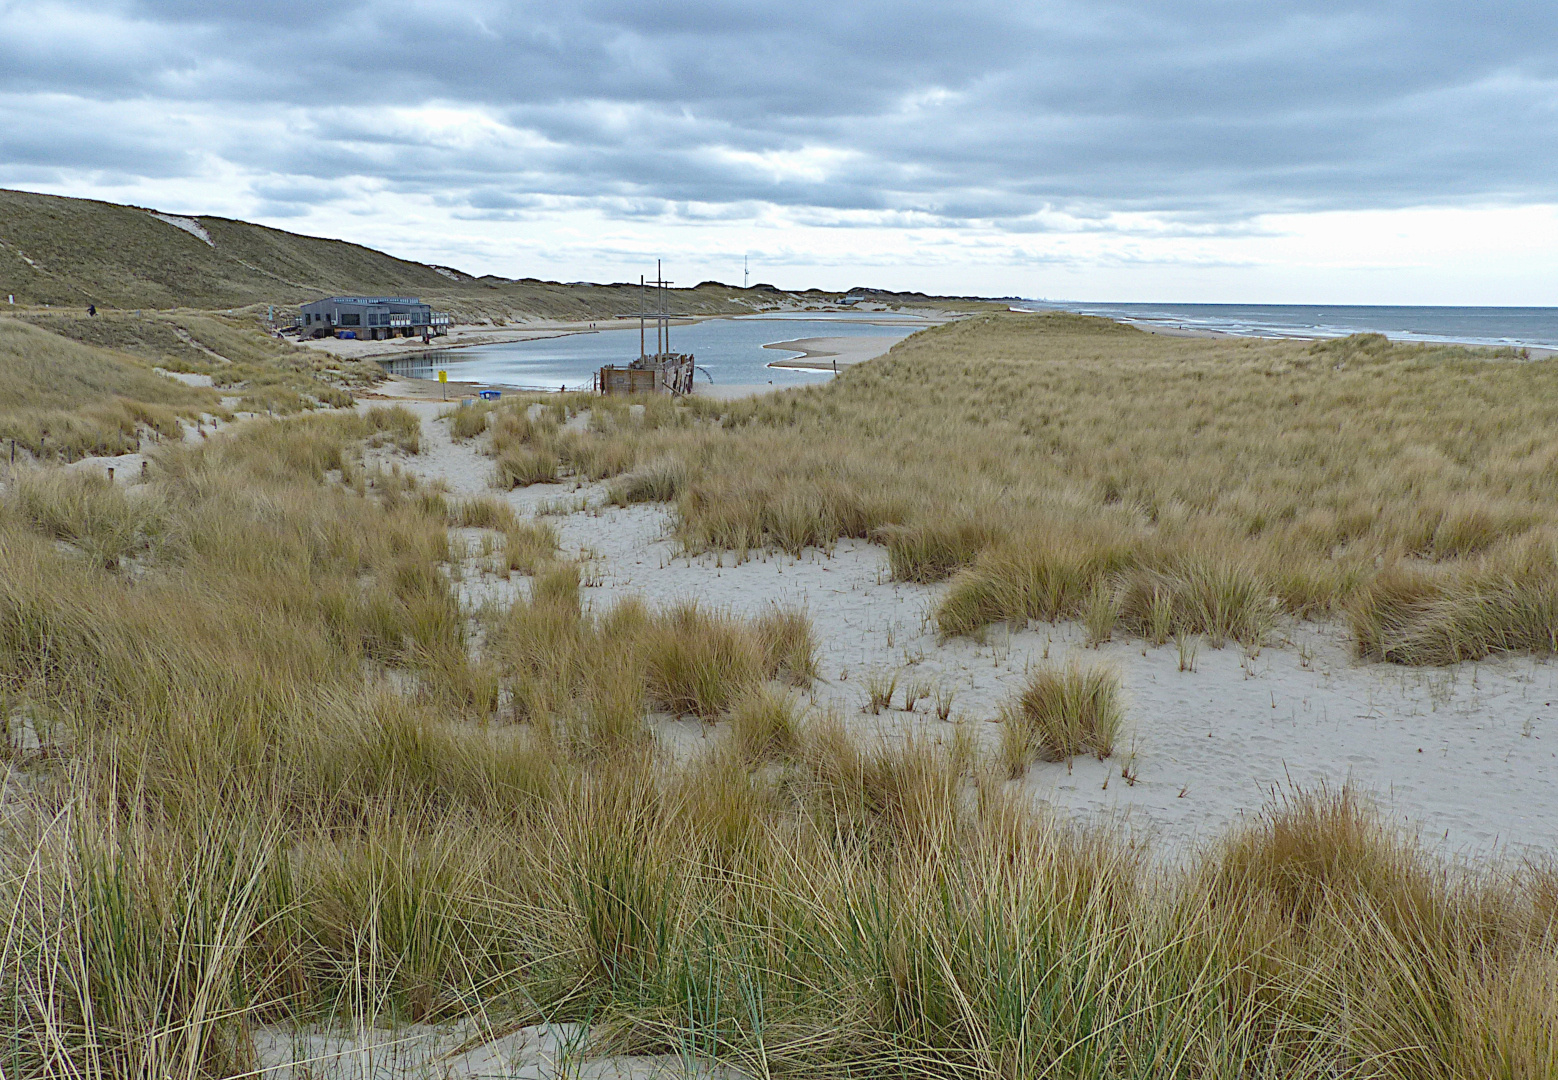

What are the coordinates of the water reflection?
(374, 315, 926, 390)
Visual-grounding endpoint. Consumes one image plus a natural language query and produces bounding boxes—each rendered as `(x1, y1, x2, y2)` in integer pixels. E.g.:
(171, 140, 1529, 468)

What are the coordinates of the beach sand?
(253, 1020, 732, 1080)
(691, 381, 778, 400)
(297, 322, 601, 362)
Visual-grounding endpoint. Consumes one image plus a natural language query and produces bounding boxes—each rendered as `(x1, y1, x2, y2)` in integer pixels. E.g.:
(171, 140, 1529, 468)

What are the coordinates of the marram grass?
(4, 343, 1558, 1078)
(470, 315, 1558, 664)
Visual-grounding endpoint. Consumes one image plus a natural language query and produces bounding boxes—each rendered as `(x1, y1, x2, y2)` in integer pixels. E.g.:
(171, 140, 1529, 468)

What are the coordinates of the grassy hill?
(0, 307, 393, 459)
(0, 188, 848, 319)
(0, 189, 484, 310)
(0, 317, 219, 459)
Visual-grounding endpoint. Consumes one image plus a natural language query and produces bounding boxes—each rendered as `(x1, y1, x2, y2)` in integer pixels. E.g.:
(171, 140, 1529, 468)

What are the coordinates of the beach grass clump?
(4, 467, 167, 568)
(1083, 579, 1120, 646)
(728, 685, 801, 762)
(875, 518, 1006, 583)
(607, 455, 687, 504)
(490, 575, 812, 732)
(360, 403, 422, 453)
(1001, 662, 1123, 771)
(754, 604, 819, 686)
(864, 669, 899, 715)
(486, 406, 563, 487)
(495, 446, 559, 487)
(671, 446, 901, 558)
(446, 401, 494, 440)
(531, 560, 582, 611)
(1349, 548, 1558, 664)
(936, 525, 1133, 637)
(504, 520, 559, 573)
(638, 603, 763, 718)
(444, 495, 517, 531)
(1206, 785, 1435, 928)
(1113, 560, 1278, 650)
(555, 428, 638, 481)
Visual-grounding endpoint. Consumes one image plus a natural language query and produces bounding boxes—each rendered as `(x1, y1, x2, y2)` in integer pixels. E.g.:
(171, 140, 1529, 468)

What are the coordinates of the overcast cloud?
(2, 1, 1556, 300)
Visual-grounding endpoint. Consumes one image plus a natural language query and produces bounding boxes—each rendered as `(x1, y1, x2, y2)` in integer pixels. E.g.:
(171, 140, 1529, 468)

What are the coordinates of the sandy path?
(381, 402, 1558, 861)
(254, 1020, 731, 1079)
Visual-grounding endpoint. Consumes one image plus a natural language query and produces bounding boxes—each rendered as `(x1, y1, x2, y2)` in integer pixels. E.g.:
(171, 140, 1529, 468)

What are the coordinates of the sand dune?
(376, 398, 1558, 859)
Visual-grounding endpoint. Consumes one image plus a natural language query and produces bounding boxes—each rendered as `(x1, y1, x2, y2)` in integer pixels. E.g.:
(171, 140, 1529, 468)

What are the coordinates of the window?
(341, 314, 361, 326)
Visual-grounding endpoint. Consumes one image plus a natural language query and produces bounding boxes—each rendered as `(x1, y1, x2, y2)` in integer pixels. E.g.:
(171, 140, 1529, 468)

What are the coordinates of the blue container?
(338, 330, 356, 339)
(479, 389, 501, 401)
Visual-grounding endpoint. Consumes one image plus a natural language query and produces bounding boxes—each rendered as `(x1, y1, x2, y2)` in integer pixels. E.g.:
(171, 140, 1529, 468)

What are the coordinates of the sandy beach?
(296, 319, 613, 362)
(301, 309, 957, 366)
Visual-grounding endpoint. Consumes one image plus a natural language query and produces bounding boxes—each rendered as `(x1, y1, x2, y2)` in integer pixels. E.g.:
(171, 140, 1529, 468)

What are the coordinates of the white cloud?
(1, 0, 1555, 300)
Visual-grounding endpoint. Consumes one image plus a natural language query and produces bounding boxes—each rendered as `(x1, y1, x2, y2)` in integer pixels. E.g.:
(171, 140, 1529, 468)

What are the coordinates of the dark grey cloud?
(1, 0, 1556, 226)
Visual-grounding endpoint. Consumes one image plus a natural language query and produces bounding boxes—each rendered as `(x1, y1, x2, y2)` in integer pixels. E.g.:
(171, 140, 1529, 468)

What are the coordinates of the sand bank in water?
(763, 335, 903, 370)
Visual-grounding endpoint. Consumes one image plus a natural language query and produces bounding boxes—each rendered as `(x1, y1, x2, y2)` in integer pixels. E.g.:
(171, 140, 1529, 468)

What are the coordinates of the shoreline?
(301, 308, 951, 365)
(347, 313, 948, 396)
(1023, 309, 1558, 357)
(1123, 318, 1558, 358)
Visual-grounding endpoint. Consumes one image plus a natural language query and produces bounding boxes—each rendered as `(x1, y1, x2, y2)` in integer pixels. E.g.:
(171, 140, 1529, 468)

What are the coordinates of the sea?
(1020, 303, 1558, 352)
(377, 304, 1558, 390)
(376, 312, 928, 391)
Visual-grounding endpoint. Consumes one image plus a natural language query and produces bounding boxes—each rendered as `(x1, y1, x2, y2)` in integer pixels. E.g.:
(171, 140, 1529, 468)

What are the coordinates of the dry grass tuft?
(728, 686, 801, 762)
(1208, 784, 1430, 927)
(639, 603, 763, 718)
(504, 520, 559, 573)
(444, 495, 517, 530)
(754, 604, 819, 686)
(1002, 661, 1123, 771)
(4, 467, 166, 568)
(608, 456, 687, 505)
(446, 401, 494, 440)
(875, 518, 1006, 583)
(1350, 546, 1558, 664)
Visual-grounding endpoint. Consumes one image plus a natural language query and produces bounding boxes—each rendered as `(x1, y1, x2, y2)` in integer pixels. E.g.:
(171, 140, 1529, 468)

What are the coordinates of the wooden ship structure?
(596, 262, 695, 395)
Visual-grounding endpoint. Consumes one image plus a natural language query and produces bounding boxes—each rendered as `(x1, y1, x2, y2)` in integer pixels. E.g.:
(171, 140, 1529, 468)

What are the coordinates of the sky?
(2, 0, 1556, 303)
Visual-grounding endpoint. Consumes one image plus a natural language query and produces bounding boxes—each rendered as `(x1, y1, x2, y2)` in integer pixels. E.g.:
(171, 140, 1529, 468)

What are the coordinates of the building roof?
(303, 296, 424, 307)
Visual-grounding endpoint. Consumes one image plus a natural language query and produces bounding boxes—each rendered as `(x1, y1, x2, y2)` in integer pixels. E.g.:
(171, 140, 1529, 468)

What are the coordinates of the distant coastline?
(1020, 302, 1558, 354)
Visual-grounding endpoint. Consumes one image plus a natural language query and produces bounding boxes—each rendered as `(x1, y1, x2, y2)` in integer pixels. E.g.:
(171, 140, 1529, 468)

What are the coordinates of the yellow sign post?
(437, 369, 447, 400)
